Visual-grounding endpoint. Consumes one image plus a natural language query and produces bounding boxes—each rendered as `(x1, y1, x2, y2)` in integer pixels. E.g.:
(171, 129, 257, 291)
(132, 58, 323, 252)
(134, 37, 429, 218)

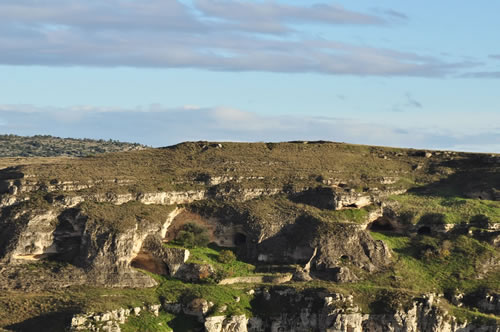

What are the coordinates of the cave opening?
(131, 251, 167, 275)
(368, 218, 395, 231)
(417, 226, 431, 235)
(234, 233, 247, 246)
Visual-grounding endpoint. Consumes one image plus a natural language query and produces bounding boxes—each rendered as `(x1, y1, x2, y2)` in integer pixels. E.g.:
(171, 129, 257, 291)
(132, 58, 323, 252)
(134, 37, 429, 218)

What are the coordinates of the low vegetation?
(0, 134, 144, 158)
(80, 201, 176, 232)
(173, 223, 211, 248)
(387, 193, 500, 225)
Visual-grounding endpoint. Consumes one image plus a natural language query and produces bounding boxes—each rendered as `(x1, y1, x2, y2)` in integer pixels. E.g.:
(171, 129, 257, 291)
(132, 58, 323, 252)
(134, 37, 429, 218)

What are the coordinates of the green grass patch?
(165, 242, 256, 278)
(370, 232, 500, 295)
(121, 311, 175, 332)
(188, 245, 256, 278)
(120, 311, 206, 332)
(387, 194, 500, 225)
(448, 305, 500, 326)
(154, 276, 253, 317)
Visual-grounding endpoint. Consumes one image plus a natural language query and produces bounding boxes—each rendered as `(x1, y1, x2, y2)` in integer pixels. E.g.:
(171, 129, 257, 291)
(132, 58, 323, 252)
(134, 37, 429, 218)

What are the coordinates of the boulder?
(175, 263, 215, 282)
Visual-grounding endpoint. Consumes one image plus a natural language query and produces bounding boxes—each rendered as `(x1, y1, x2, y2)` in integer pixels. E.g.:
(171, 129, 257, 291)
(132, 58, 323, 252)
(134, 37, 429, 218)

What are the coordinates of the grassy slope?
(369, 231, 500, 324)
(387, 194, 500, 225)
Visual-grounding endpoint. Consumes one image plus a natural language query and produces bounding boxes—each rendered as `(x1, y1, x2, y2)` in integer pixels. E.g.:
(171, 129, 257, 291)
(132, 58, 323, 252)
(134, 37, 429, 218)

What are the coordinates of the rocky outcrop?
(205, 314, 249, 332)
(175, 262, 215, 282)
(246, 290, 499, 332)
(291, 186, 373, 210)
(461, 290, 500, 316)
(5, 210, 59, 262)
(135, 235, 190, 275)
(313, 224, 392, 276)
(163, 247, 190, 275)
(67, 287, 499, 332)
(0, 202, 183, 288)
(183, 298, 214, 321)
(76, 218, 159, 287)
(477, 293, 500, 315)
(218, 274, 292, 285)
(320, 293, 499, 332)
(70, 304, 161, 332)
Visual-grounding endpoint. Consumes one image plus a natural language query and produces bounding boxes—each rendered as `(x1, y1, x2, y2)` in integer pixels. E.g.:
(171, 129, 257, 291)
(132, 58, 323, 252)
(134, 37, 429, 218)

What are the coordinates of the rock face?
(4, 210, 59, 262)
(291, 186, 375, 210)
(133, 235, 190, 275)
(0, 200, 183, 288)
(76, 219, 159, 287)
(477, 293, 500, 315)
(65, 289, 495, 332)
(205, 315, 249, 332)
(175, 262, 215, 282)
(313, 224, 392, 276)
(66, 288, 500, 332)
(70, 304, 161, 332)
(243, 290, 500, 332)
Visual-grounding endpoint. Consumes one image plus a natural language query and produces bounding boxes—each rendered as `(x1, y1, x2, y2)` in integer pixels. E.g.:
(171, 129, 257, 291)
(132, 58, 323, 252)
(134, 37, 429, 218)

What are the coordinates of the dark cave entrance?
(417, 226, 431, 235)
(234, 233, 247, 246)
(368, 218, 395, 231)
(50, 209, 83, 262)
(131, 251, 168, 275)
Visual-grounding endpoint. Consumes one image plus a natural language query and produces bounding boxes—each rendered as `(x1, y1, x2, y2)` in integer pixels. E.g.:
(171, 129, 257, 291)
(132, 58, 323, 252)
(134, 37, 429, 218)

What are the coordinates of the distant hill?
(0, 134, 146, 157)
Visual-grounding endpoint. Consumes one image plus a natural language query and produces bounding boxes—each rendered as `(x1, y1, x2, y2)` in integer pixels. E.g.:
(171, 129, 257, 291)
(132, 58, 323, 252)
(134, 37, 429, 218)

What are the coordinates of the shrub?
(175, 222, 210, 248)
(469, 214, 490, 228)
(218, 250, 236, 264)
(439, 240, 453, 258)
(370, 289, 413, 314)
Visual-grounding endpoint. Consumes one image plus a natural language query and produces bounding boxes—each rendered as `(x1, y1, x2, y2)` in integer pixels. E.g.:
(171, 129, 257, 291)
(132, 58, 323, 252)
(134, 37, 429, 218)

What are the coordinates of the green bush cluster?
(174, 223, 210, 248)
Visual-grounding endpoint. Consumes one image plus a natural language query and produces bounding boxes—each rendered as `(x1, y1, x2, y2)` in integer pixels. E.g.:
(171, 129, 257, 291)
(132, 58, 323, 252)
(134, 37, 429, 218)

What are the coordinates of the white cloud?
(460, 71, 500, 79)
(0, 0, 478, 76)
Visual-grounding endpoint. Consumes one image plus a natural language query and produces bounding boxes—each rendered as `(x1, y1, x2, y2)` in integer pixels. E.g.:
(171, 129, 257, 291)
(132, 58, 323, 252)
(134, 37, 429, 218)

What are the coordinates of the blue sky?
(0, 1, 499, 152)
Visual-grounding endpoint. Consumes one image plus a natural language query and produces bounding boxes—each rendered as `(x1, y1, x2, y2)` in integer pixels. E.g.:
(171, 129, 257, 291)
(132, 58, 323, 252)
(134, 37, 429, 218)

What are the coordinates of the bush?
(469, 214, 490, 228)
(370, 289, 413, 314)
(439, 240, 453, 258)
(218, 250, 236, 264)
(175, 222, 210, 248)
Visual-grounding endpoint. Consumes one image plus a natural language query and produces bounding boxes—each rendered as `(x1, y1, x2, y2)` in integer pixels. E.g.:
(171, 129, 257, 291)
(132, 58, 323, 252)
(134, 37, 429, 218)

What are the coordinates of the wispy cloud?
(460, 71, 500, 78)
(489, 54, 500, 60)
(194, 0, 387, 30)
(391, 93, 423, 112)
(405, 93, 422, 108)
(0, 104, 498, 152)
(379, 9, 409, 20)
(0, 0, 478, 76)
